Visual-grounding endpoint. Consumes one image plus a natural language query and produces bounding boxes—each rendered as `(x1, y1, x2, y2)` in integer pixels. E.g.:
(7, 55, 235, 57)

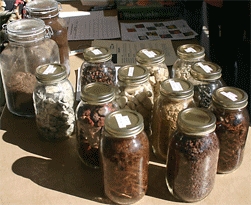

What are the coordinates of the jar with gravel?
(171, 44, 205, 80)
(33, 63, 75, 141)
(136, 48, 169, 101)
(76, 82, 119, 168)
(100, 109, 149, 205)
(0, 18, 60, 117)
(211, 87, 250, 174)
(151, 78, 196, 161)
(166, 108, 219, 202)
(116, 64, 153, 136)
(25, 0, 70, 75)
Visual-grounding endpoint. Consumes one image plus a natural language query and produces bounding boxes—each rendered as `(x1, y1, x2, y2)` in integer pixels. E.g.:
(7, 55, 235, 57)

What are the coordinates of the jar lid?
(191, 61, 222, 81)
(35, 63, 67, 83)
(104, 109, 144, 138)
(81, 82, 115, 104)
(135, 48, 165, 64)
(160, 78, 194, 99)
(177, 107, 216, 135)
(83, 47, 112, 63)
(177, 44, 205, 59)
(118, 64, 149, 84)
(212, 87, 248, 109)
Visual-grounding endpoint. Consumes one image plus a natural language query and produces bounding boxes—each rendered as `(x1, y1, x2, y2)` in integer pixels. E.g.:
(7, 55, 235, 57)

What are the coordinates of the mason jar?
(25, 0, 70, 75)
(101, 109, 149, 205)
(33, 63, 75, 141)
(188, 61, 225, 108)
(116, 64, 153, 136)
(211, 87, 250, 174)
(151, 78, 196, 161)
(136, 48, 169, 101)
(75, 82, 119, 168)
(80, 47, 116, 87)
(166, 108, 219, 202)
(171, 44, 205, 80)
(0, 18, 60, 117)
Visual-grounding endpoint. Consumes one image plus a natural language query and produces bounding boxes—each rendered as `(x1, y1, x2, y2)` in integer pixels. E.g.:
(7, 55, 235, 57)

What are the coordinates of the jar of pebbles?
(33, 63, 75, 141)
(171, 44, 205, 80)
(116, 64, 153, 136)
(151, 78, 196, 161)
(75, 82, 119, 169)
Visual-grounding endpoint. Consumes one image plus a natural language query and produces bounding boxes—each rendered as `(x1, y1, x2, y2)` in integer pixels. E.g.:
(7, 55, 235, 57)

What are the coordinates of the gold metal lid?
(81, 82, 115, 104)
(135, 48, 165, 64)
(160, 78, 194, 99)
(177, 44, 205, 60)
(177, 107, 216, 135)
(191, 61, 222, 81)
(104, 109, 144, 138)
(83, 47, 112, 63)
(212, 87, 248, 109)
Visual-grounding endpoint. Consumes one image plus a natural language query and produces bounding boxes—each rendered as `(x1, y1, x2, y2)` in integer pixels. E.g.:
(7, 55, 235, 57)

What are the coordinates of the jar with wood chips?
(0, 18, 60, 117)
(25, 0, 70, 75)
(211, 87, 250, 174)
(166, 108, 219, 202)
(80, 47, 116, 87)
(116, 64, 153, 136)
(76, 82, 119, 168)
(151, 78, 196, 161)
(101, 109, 149, 205)
(171, 44, 205, 80)
(33, 63, 75, 141)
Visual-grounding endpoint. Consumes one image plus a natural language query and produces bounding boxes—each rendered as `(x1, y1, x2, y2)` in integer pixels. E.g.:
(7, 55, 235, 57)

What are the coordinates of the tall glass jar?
(33, 63, 75, 141)
(211, 87, 250, 174)
(136, 48, 169, 101)
(116, 64, 153, 136)
(188, 61, 225, 108)
(101, 109, 149, 205)
(76, 82, 119, 168)
(172, 44, 205, 80)
(151, 78, 196, 161)
(25, 0, 70, 75)
(166, 108, 219, 202)
(0, 18, 60, 117)
(80, 47, 116, 87)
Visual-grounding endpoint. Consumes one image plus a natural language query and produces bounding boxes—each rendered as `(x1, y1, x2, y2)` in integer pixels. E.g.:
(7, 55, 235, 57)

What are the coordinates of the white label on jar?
(43, 65, 57, 74)
(170, 80, 183, 91)
(114, 114, 131, 128)
(128, 67, 134, 76)
(92, 49, 102, 55)
(198, 62, 213, 73)
(142, 50, 157, 58)
(185, 47, 197, 53)
(220, 91, 238, 101)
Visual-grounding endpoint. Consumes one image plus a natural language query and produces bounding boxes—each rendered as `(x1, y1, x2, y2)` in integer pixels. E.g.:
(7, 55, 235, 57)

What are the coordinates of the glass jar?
(151, 78, 196, 161)
(116, 64, 153, 136)
(33, 63, 75, 141)
(211, 87, 250, 174)
(136, 48, 169, 101)
(166, 108, 219, 202)
(188, 61, 225, 108)
(25, 0, 70, 75)
(80, 47, 116, 87)
(76, 82, 119, 168)
(0, 18, 60, 117)
(172, 44, 205, 80)
(101, 109, 149, 205)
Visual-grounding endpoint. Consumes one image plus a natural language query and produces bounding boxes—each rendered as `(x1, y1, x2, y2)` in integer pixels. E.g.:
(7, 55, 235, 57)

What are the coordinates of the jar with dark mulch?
(166, 108, 219, 202)
(101, 109, 149, 204)
(211, 87, 250, 174)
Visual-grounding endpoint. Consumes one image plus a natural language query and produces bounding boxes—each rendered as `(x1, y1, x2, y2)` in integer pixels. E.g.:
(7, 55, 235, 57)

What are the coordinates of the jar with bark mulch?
(25, 0, 70, 75)
(75, 82, 119, 168)
(166, 108, 219, 202)
(211, 87, 250, 174)
(101, 109, 149, 205)
(151, 78, 196, 161)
